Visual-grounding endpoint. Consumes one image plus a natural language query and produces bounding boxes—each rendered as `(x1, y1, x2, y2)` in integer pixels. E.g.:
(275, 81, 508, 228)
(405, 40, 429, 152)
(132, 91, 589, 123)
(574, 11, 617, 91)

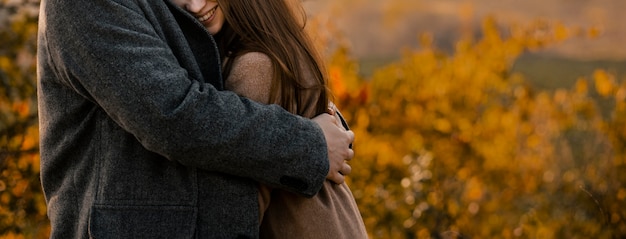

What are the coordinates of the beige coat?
(226, 52, 368, 238)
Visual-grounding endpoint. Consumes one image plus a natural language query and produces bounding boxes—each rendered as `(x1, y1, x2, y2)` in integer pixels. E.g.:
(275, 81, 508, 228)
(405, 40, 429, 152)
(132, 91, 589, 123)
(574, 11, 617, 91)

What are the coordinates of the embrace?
(37, 0, 367, 238)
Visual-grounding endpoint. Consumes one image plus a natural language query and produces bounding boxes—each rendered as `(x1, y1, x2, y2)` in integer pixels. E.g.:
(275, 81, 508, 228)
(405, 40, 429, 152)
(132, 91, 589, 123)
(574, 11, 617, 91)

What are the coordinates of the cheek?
(211, 13, 225, 33)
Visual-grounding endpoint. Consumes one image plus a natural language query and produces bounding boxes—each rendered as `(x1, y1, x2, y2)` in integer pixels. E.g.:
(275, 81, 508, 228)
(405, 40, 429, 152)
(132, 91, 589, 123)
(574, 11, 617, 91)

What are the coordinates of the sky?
(302, 0, 625, 61)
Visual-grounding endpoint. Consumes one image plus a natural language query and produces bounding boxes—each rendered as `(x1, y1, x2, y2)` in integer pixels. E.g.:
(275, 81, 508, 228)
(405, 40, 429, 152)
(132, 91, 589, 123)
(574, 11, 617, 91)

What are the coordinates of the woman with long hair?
(172, 0, 367, 237)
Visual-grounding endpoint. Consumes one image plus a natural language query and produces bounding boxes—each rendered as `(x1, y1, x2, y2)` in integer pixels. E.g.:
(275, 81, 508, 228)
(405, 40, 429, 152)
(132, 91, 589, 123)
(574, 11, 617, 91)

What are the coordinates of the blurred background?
(1, 0, 625, 238)
(304, 0, 625, 59)
(302, 0, 626, 85)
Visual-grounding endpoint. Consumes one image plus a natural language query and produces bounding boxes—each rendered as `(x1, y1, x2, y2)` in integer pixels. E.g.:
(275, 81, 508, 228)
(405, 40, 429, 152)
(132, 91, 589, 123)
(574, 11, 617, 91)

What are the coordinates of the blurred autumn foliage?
(317, 16, 626, 238)
(2, 0, 626, 238)
(0, 0, 49, 238)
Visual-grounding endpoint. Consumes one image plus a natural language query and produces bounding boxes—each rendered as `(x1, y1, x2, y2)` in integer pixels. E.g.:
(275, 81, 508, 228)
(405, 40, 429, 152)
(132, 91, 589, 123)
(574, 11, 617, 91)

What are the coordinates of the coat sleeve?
(39, 0, 328, 196)
(225, 52, 273, 104)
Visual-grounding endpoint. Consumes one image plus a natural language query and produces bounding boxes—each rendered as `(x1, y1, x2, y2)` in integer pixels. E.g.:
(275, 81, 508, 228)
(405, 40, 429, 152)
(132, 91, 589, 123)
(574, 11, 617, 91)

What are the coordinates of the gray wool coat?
(36, 0, 330, 238)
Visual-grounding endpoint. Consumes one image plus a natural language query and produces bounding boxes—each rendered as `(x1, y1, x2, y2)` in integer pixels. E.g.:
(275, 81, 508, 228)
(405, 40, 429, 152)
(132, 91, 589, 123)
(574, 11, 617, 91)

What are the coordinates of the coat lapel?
(164, 0, 224, 90)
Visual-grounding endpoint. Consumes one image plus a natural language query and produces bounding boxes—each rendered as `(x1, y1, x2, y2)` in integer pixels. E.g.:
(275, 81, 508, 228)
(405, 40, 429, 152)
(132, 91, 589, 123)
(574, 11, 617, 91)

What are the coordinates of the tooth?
(199, 11, 211, 21)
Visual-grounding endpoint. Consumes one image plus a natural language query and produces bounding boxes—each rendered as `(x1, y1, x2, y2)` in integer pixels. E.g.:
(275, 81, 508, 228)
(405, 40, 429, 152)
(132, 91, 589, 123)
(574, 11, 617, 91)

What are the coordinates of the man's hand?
(312, 113, 355, 184)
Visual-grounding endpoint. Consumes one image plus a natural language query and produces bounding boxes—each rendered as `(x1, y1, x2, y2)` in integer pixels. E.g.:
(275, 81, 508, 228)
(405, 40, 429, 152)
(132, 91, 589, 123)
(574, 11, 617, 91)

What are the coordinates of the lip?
(197, 5, 218, 24)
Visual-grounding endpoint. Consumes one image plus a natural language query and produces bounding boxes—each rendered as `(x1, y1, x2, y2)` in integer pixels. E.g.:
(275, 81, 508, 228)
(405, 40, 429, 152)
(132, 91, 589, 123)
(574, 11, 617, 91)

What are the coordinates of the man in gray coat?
(37, 0, 355, 238)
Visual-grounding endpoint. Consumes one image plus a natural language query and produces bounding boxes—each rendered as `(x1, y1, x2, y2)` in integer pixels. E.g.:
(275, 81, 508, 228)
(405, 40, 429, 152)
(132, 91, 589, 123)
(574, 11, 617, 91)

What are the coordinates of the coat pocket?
(89, 204, 196, 239)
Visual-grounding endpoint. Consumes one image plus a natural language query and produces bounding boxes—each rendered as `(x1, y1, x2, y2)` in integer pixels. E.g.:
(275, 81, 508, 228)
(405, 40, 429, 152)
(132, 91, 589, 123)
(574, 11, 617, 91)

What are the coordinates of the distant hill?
(304, 0, 626, 61)
(512, 54, 626, 90)
(356, 54, 626, 92)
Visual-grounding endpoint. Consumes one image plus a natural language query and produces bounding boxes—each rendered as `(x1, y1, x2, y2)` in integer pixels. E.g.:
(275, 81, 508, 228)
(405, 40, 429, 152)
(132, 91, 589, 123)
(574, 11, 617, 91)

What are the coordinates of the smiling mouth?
(198, 5, 218, 22)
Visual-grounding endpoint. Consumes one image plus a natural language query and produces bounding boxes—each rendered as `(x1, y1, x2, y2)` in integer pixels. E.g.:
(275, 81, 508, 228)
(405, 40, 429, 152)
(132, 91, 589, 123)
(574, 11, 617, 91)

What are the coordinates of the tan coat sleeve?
(224, 52, 273, 104)
(225, 52, 323, 118)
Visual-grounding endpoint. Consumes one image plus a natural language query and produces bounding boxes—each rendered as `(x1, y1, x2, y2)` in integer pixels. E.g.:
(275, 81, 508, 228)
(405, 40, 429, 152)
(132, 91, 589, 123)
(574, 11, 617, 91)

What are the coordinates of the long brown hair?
(214, 0, 329, 116)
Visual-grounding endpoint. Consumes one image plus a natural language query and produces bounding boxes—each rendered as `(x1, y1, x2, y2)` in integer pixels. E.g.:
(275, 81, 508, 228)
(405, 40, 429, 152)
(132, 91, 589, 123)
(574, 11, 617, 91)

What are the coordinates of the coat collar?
(164, 0, 224, 89)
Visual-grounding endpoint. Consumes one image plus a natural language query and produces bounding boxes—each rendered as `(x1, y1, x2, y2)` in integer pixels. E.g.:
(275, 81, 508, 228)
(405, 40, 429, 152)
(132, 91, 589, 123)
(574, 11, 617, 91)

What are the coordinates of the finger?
(346, 130, 355, 143)
(345, 148, 355, 161)
(327, 102, 337, 115)
(327, 106, 336, 115)
(339, 162, 352, 176)
(346, 130, 355, 150)
(329, 171, 345, 184)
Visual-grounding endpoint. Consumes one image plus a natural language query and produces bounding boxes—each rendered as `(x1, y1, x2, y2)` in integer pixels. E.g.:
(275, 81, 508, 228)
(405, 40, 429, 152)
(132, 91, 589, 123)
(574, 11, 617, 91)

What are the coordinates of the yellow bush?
(2, 2, 626, 238)
(326, 18, 626, 238)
